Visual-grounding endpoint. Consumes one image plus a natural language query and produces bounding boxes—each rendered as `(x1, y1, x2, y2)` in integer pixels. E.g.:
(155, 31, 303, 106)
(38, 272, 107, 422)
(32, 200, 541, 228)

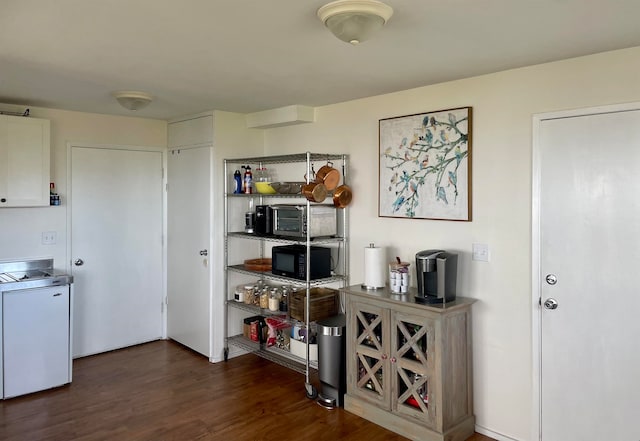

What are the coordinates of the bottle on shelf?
(279, 285, 290, 312)
(49, 182, 60, 205)
(245, 197, 255, 233)
(233, 170, 242, 194)
(242, 165, 253, 194)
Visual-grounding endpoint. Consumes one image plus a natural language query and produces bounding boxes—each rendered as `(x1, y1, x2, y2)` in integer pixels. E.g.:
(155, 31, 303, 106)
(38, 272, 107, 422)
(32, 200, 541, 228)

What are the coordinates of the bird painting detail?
(392, 195, 405, 212)
(379, 108, 470, 219)
(436, 187, 448, 204)
(448, 171, 457, 187)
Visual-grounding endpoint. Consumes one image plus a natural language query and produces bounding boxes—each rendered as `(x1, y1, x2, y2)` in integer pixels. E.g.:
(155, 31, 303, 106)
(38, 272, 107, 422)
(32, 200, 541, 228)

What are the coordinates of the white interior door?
(536, 106, 640, 441)
(70, 146, 164, 357)
(167, 146, 211, 357)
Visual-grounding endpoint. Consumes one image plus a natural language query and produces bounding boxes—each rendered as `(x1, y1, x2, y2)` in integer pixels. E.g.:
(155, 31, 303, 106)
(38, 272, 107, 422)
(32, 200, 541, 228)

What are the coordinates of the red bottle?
(242, 165, 253, 194)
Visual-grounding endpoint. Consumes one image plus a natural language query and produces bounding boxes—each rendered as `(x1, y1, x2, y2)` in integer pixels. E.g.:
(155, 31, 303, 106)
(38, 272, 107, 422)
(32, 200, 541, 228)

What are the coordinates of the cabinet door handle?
(381, 354, 388, 360)
(390, 357, 397, 363)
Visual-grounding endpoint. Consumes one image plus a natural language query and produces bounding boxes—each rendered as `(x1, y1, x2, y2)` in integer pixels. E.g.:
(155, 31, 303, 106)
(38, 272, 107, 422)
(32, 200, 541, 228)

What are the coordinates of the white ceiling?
(1, 0, 639, 120)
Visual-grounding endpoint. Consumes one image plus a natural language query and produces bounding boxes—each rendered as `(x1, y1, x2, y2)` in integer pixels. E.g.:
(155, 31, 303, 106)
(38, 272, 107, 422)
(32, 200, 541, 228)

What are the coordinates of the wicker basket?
(289, 287, 339, 322)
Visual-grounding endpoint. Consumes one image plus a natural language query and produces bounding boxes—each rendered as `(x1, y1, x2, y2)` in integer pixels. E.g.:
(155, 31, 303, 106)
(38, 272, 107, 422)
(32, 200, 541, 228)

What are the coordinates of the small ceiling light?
(317, 0, 393, 45)
(112, 91, 153, 111)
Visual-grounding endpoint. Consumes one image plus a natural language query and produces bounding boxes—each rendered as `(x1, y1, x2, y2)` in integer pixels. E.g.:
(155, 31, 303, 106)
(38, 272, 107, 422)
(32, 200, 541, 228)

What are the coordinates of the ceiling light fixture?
(112, 91, 153, 111)
(317, 0, 393, 45)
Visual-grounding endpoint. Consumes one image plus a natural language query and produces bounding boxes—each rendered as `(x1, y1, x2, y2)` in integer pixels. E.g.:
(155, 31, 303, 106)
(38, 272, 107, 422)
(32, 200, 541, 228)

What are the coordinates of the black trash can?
(316, 313, 346, 409)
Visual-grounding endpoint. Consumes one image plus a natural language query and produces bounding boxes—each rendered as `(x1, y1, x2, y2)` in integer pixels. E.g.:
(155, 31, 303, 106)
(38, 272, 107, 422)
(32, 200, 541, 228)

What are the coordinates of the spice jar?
(260, 287, 269, 309)
(279, 285, 290, 312)
(243, 285, 255, 305)
(268, 287, 280, 312)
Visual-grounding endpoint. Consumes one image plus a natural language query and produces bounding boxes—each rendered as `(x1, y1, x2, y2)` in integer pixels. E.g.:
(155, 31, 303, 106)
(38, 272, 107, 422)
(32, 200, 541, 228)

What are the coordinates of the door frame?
(66, 142, 168, 339)
(531, 101, 640, 441)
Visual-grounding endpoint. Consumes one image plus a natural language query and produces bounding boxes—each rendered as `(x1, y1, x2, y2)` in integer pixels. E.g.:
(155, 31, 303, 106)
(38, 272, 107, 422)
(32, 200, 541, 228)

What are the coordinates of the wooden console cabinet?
(342, 285, 475, 441)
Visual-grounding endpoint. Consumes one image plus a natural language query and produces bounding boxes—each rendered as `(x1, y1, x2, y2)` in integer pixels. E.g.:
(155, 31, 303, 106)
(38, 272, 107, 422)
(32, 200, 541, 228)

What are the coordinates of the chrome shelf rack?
(223, 152, 349, 400)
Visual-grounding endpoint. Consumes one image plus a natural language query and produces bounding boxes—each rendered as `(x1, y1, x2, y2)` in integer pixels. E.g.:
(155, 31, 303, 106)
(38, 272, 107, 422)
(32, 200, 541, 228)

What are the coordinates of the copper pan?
(302, 182, 328, 203)
(315, 162, 340, 191)
(332, 184, 352, 208)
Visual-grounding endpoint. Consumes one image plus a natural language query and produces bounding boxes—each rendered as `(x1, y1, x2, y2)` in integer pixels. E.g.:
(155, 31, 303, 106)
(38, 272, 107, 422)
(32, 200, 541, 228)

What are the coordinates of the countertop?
(340, 284, 476, 313)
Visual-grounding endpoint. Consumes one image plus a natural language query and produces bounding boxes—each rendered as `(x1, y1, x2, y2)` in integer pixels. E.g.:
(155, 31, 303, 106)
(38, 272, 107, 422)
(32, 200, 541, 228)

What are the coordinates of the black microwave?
(271, 245, 332, 280)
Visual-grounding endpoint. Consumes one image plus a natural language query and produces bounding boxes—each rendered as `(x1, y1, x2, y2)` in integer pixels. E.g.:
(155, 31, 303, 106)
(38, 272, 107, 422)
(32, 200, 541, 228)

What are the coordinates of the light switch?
(42, 231, 57, 245)
(472, 243, 489, 262)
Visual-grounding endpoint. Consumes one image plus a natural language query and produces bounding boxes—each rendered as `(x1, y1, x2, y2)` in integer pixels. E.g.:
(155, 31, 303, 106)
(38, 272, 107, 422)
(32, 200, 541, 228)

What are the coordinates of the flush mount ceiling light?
(317, 0, 393, 45)
(112, 91, 153, 111)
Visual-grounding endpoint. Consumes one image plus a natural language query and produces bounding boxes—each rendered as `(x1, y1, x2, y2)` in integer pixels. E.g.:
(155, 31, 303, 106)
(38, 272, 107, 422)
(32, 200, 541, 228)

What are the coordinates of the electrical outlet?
(472, 243, 489, 262)
(42, 231, 57, 245)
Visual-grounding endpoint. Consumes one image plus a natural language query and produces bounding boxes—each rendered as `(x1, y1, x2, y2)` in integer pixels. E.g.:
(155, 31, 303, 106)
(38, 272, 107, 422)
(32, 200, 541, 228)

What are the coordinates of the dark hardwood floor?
(0, 340, 494, 441)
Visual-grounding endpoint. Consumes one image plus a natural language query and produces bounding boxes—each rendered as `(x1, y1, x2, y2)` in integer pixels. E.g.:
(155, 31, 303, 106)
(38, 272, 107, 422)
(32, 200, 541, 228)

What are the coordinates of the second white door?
(536, 105, 640, 441)
(167, 146, 211, 357)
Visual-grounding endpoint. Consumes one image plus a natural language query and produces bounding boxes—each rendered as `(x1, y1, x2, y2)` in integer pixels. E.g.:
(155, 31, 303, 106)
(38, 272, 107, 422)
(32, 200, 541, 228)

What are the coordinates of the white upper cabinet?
(167, 114, 213, 148)
(0, 115, 51, 207)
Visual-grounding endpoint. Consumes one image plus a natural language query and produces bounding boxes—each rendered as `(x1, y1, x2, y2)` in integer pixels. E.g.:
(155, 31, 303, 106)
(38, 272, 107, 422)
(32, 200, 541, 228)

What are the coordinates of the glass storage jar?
(268, 288, 280, 311)
(243, 285, 255, 305)
(260, 287, 269, 309)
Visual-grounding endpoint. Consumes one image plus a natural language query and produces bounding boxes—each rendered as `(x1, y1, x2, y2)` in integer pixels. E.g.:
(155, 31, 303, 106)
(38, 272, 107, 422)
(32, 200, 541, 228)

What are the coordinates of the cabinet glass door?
(348, 301, 390, 406)
(391, 312, 436, 427)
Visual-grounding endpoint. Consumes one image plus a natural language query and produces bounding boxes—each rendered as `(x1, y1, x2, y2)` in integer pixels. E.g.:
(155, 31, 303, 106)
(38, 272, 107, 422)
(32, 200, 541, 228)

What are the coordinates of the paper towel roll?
(363, 244, 386, 289)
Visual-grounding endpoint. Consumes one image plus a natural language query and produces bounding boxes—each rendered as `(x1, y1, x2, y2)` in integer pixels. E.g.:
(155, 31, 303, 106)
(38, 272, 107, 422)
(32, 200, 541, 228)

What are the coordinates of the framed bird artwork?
(379, 106, 472, 221)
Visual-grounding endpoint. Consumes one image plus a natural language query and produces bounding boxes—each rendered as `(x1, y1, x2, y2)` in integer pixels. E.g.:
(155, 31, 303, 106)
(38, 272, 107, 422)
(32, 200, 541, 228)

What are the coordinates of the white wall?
(0, 106, 167, 272)
(261, 46, 640, 440)
(211, 111, 264, 361)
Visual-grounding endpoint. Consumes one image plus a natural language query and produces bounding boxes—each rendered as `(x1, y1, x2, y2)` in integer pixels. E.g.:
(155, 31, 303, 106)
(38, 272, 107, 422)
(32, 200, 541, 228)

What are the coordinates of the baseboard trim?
(475, 424, 521, 441)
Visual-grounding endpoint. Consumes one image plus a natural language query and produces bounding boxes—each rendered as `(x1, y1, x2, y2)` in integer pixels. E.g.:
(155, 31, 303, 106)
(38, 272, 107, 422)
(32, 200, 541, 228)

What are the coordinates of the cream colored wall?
(211, 111, 264, 361)
(263, 46, 640, 440)
(0, 106, 167, 272)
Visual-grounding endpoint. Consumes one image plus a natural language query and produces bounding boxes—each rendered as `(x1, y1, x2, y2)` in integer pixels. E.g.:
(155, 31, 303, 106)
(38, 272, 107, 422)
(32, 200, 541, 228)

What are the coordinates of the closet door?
(167, 146, 212, 357)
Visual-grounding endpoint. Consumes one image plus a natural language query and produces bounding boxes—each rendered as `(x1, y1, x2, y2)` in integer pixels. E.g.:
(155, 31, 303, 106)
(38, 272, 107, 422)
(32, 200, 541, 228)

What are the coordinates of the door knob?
(545, 274, 557, 285)
(199, 249, 208, 256)
(74, 258, 84, 266)
(544, 298, 559, 310)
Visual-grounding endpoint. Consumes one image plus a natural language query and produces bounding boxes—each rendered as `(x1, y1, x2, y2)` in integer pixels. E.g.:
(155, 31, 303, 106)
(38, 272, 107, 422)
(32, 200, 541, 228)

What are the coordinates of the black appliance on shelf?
(271, 245, 332, 280)
(255, 205, 273, 235)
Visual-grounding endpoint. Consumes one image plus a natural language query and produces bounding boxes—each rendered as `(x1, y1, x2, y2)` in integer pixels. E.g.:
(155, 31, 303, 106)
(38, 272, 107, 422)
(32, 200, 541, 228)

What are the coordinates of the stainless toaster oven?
(271, 204, 337, 239)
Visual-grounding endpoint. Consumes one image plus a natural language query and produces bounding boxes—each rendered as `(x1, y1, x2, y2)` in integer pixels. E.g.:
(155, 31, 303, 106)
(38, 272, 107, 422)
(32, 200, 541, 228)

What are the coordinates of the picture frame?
(378, 106, 472, 221)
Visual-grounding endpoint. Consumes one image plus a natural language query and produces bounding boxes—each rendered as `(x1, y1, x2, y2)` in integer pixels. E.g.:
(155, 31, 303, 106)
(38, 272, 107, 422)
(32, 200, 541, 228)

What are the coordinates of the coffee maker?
(415, 250, 458, 304)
